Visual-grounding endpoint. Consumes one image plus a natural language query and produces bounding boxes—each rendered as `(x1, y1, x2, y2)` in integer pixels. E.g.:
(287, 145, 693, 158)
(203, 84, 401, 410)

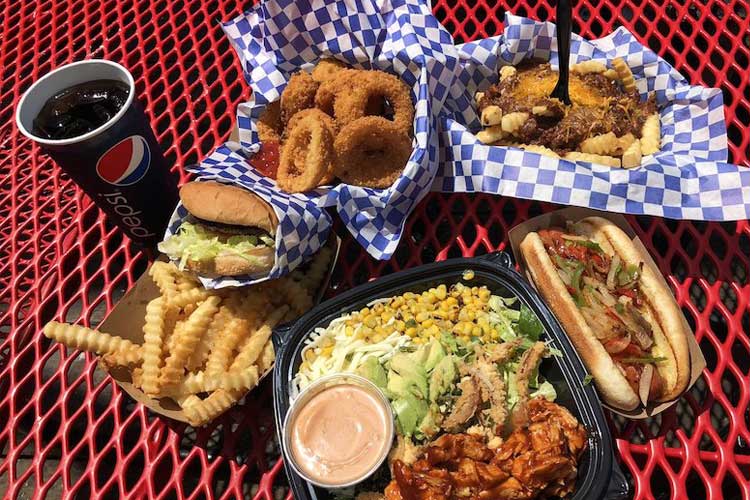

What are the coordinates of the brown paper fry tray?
(97, 236, 340, 424)
(508, 207, 705, 419)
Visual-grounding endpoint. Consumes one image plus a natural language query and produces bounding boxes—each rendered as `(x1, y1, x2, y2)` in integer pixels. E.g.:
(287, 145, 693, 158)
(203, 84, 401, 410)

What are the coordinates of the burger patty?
(192, 216, 271, 239)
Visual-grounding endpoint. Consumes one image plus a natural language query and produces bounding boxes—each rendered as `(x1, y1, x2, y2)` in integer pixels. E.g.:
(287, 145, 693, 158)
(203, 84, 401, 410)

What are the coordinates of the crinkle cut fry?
(187, 303, 229, 372)
(160, 296, 221, 387)
(231, 306, 289, 371)
(255, 340, 276, 375)
(204, 315, 248, 377)
(184, 389, 244, 427)
(169, 287, 210, 309)
(148, 261, 179, 299)
(270, 278, 312, 318)
(162, 366, 260, 395)
(140, 297, 168, 395)
(204, 292, 267, 376)
(43, 321, 142, 364)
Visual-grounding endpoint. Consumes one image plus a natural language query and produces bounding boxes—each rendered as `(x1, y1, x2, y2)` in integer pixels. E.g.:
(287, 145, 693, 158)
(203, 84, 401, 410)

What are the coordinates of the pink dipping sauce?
(289, 383, 392, 486)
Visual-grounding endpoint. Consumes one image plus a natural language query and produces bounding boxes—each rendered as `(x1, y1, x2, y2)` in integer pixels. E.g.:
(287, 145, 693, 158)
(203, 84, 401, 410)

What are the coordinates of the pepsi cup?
(16, 60, 178, 246)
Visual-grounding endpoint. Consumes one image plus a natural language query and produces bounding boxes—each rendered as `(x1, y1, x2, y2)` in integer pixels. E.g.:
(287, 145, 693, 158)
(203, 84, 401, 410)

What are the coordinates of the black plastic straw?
(551, 0, 572, 105)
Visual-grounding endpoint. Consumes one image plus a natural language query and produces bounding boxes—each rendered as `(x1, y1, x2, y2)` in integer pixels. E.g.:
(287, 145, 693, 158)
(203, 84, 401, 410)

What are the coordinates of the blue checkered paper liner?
(218, 0, 458, 260)
(163, 143, 332, 289)
(436, 14, 750, 221)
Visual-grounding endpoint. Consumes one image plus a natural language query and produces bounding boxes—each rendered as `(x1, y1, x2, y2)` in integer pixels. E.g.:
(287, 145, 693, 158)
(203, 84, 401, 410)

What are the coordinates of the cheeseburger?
(158, 181, 277, 276)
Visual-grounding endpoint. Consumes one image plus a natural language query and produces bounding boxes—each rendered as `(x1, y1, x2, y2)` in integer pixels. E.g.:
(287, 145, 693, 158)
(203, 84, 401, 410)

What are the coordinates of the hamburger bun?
(183, 245, 276, 277)
(180, 181, 278, 234)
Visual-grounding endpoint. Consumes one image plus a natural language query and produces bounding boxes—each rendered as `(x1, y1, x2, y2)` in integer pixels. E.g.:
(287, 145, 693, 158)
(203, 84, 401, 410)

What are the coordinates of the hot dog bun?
(521, 232, 640, 410)
(573, 217, 691, 401)
(520, 217, 691, 409)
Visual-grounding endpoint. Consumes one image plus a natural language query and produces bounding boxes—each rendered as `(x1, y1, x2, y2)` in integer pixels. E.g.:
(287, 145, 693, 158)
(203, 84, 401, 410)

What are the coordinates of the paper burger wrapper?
(508, 207, 705, 419)
(97, 236, 340, 423)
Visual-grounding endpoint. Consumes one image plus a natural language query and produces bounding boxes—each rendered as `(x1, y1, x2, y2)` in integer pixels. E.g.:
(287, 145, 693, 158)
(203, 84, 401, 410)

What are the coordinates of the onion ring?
(280, 71, 319, 125)
(314, 69, 359, 116)
(333, 71, 414, 135)
(311, 58, 348, 82)
(333, 116, 412, 189)
(285, 108, 338, 139)
(277, 113, 335, 192)
(284, 109, 337, 184)
(257, 100, 282, 143)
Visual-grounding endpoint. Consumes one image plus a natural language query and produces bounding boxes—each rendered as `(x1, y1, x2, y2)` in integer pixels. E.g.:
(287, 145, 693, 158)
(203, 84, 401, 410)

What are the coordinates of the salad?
(291, 281, 588, 500)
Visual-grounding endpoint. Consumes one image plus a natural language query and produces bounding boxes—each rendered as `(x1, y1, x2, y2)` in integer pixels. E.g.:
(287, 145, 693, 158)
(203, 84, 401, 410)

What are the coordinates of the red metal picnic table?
(1, 0, 749, 498)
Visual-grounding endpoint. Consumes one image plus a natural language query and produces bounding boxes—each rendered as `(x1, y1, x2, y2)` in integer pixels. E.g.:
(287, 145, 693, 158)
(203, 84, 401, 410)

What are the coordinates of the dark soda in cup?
(16, 60, 178, 246)
(32, 80, 131, 140)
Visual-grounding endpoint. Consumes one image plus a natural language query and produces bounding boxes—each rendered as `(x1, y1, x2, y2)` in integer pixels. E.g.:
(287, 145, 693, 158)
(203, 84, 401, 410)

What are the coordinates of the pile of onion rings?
(258, 59, 415, 192)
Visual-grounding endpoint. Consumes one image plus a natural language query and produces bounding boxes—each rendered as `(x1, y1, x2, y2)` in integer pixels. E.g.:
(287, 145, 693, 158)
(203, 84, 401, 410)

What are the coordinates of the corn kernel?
(422, 319, 434, 329)
(360, 307, 370, 316)
(436, 284, 447, 300)
(479, 288, 491, 300)
(432, 309, 449, 319)
(406, 327, 418, 338)
(428, 325, 441, 337)
(460, 335, 471, 343)
(471, 326, 482, 337)
(345, 326, 355, 336)
(415, 311, 430, 323)
(365, 315, 378, 328)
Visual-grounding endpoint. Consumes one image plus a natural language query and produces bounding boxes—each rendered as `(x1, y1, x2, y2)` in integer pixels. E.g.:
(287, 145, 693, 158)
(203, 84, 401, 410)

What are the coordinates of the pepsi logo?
(96, 135, 151, 186)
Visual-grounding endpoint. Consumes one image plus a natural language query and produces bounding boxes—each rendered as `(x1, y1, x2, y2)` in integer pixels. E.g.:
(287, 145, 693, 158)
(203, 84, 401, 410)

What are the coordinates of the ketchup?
(250, 141, 280, 179)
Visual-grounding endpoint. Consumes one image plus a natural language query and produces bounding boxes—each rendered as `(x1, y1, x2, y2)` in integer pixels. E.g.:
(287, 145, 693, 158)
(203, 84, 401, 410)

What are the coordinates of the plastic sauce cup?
(282, 374, 394, 489)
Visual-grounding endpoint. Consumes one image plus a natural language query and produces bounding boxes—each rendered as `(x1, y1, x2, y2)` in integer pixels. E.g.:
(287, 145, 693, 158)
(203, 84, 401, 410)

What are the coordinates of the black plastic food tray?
(273, 252, 629, 500)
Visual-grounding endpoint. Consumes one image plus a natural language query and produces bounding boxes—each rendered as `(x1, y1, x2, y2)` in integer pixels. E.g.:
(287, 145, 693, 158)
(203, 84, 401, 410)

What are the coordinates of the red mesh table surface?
(1, 0, 749, 498)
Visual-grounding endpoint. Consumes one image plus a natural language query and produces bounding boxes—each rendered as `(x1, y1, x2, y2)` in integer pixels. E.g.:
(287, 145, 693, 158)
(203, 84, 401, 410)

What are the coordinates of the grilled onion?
(607, 255, 620, 289)
(628, 306, 654, 349)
